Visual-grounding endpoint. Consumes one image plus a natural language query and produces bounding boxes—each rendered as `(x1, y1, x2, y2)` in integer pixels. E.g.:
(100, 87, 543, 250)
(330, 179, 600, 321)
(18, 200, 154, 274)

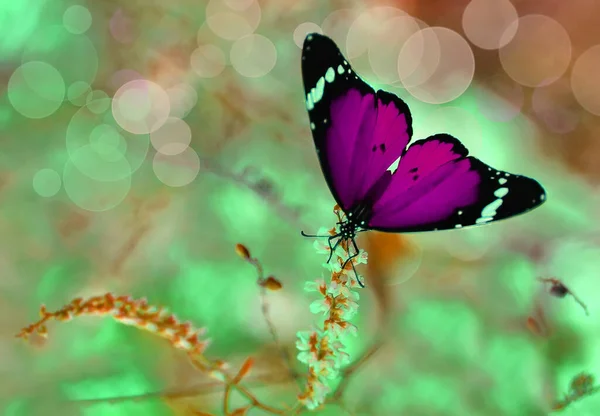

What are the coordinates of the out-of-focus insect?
(537, 277, 589, 316)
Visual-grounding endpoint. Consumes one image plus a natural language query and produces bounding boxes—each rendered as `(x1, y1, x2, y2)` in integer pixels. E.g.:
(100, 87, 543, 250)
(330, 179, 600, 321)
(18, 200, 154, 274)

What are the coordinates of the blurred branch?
(537, 277, 589, 316)
(552, 372, 599, 411)
(200, 159, 307, 229)
(330, 334, 386, 401)
(152, 151, 308, 229)
(236, 243, 303, 391)
(16, 294, 288, 415)
(53, 371, 294, 407)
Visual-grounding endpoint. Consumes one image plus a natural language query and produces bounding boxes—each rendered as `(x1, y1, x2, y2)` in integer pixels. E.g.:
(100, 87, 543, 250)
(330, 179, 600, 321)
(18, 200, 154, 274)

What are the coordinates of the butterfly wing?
(301, 33, 413, 212)
(366, 134, 546, 232)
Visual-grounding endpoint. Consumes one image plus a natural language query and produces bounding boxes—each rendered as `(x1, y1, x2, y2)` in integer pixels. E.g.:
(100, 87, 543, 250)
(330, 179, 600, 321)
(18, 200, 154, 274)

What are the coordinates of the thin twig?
(246, 254, 303, 391)
(537, 277, 589, 316)
(330, 336, 385, 401)
(223, 384, 232, 415)
(62, 371, 295, 406)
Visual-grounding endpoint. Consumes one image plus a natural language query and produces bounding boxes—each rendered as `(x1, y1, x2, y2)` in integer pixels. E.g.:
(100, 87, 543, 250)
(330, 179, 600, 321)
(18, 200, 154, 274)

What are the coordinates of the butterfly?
(300, 33, 546, 285)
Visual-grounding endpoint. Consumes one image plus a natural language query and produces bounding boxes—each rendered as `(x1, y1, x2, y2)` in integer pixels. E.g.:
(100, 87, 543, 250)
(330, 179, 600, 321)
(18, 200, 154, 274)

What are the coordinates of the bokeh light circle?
(69, 144, 131, 182)
(224, 0, 255, 11)
(190, 45, 226, 78)
(402, 27, 475, 104)
(532, 78, 580, 134)
(293, 22, 322, 48)
(398, 27, 440, 89)
(33, 168, 62, 197)
(110, 9, 135, 44)
(368, 15, 423, 85)
(167, 83, 198, 119)
(153, 148, 201, 187)
(499, 15, 571, 87)
(89, 124, 128, 162)
(86, 91, 110, 114)
(63, 5, 92, 35)
(67, 98, 150, 178)
(321, 9, 358, 53)
(230, 34, 277, 78)
(151, 117, 192, 155)
(8, 61, 65, 119)
(572, 45, 600, 116)
(462, 0, 518, 50)
(109, 69, 142, 91)
(63, 159, 131, 212)
(474, 72, 524, 122)
(112, 80, 170, 134)
(22, 26, 98, 86)
(67, 81, 92, 106)
(205, 0, 261, 40)
(346, 7, 408, 60)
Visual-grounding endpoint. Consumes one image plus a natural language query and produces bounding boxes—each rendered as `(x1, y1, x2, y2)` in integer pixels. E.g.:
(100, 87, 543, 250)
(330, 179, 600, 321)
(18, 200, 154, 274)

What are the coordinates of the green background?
(1, 0, 598, 415)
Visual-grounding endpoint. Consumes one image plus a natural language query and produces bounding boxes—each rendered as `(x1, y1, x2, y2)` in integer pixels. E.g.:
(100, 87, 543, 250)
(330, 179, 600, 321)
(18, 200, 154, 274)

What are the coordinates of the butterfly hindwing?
(367, 134, 546, 232)
(302, 33, 413, 211)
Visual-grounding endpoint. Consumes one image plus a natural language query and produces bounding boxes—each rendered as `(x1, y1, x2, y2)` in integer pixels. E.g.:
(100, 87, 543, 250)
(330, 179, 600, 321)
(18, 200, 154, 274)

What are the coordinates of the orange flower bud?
(262, 276, 282, 291)
(233, 357, 254, 384)
(235, 244, 251, 260)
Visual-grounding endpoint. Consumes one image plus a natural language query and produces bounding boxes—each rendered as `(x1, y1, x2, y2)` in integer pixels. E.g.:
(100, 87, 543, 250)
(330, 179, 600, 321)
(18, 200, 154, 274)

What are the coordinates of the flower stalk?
(296, 205, 367, 410)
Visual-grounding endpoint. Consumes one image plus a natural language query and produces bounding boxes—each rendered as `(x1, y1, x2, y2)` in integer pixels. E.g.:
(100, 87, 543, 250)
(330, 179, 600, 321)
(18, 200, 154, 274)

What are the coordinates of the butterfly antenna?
(300, 230, 332, 238)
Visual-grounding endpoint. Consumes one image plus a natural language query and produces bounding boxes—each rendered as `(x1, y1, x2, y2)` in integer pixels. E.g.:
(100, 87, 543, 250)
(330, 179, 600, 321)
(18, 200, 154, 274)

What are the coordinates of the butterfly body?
(301, 33, 546, 239)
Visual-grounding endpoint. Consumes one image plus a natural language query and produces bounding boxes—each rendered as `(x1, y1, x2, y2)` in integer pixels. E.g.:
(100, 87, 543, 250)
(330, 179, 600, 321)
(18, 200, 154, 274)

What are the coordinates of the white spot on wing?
(306, 93, 314, 110)
(498, 178, 507, 185)
(311, 77, 326, 104)
(325, 67, 335, 83)
(494, 187, 509, 198)
(337, 64, 344, 74)
(475, 187, 510, 224)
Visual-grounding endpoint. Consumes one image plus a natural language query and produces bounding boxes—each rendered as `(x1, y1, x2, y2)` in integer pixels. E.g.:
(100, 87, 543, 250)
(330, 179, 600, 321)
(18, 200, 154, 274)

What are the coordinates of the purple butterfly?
(301, 33, 546, 284)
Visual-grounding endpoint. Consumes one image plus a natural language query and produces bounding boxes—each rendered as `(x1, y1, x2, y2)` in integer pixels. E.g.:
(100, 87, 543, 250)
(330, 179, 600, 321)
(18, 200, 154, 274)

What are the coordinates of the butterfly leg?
(338, 238, 364, 287)
(326, 234, 341, 263)
(350, 238, 365, 288)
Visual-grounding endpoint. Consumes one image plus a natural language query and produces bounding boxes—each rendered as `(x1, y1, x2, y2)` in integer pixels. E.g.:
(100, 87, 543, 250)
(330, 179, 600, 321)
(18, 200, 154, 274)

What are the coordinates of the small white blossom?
(309, 297, 332, 315)
(326, 320, 358, 338)
(355, 249, 368, 265)
(304, 277, 327, 294)
(328, 280, 360, 301)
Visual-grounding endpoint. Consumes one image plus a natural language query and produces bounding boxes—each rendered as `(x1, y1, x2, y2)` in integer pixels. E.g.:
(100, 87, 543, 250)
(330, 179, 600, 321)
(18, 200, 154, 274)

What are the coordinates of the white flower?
(354, 249, 368, 265)
(299, 377, 331, 410)
(339, 299, 359, 320)
(304, 278, 327, 294)
(296, 329, 319, 364)
(322, 259, 342, 273)
(312, 359, 339, 380)
(328, 280, 360, 301)
(313, 238, 331, 255)
(328, 339, 351, 367)
(309, 297, 332, 315)
(326, 320, 358, 338)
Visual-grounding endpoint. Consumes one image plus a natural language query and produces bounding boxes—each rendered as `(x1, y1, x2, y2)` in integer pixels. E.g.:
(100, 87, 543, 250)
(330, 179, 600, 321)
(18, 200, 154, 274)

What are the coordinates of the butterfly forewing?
(302, 33, 414, 212)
